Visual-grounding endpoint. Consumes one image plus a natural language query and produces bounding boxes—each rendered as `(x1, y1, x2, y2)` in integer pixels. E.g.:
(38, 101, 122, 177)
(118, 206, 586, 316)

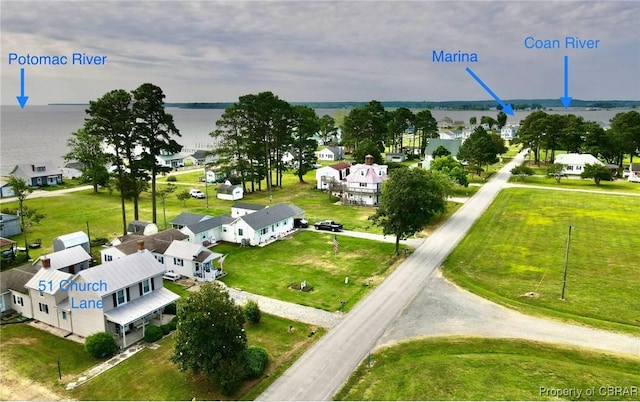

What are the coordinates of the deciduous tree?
(64, 128, 110, 192)
(7, 177, 44, 260)
(457, 126, 499, 175)
(369, 168, 452, 254)
(430, 155, 469, 187)
(581, 163, 612, 186)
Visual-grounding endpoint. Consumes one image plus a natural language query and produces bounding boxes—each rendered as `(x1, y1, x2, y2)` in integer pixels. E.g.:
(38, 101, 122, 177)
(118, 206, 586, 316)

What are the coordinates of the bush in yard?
(245, 346, 269, 378)
(167, 318, 177, 331)
(85, 332, 118, 358)
(144, 325, 163, 343)
(167, 175, 177, 182)
(244, 299, 261, 324)
(161, 324, 171, 335)
(163, 303, 177, 315)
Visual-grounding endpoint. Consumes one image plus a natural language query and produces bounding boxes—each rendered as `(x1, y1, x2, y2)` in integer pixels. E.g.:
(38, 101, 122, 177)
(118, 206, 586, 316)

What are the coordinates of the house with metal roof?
(222, 203, 304, 246)
(10, 161, 63, 187)
(555, 153, 604, 175)
(170, 212, 212, 229)
(231, 202, 268, 218)
(317, 146, 345, 161)
(35, 246, 92, 274)
(0, 265, 38, 318)
(100, 229, 188, 263)
(24, 266, 74, 329)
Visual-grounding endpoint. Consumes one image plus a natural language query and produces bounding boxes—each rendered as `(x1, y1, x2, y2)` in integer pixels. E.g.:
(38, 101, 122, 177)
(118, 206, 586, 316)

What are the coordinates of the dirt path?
(0, 359, 64, 401)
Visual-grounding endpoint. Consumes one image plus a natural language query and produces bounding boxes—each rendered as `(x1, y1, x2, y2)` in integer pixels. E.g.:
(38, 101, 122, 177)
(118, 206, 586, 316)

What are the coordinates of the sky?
(1, 0, 639, 105)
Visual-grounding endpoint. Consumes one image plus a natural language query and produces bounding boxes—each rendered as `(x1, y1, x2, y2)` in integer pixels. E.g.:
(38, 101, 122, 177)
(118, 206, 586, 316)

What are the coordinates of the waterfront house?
(155, 150, 188, 169)
(10, 161, 62, 187)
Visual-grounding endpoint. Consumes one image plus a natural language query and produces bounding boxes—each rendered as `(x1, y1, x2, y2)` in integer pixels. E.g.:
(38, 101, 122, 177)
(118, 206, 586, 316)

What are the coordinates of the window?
(360, 183, 367, 187)
(141, 279, 151, 295)
(36, 166, 46, 172)
(238, 228, 243, 236)
(61, 311, 67, 320)
(155, 255, 164, 264)
(38, 303, 49, 314)
(116, 289, 126, 306)
(223, 227, 227, 232)
(104, 255, 113, 262)
(13, 295, 23, 306)
(174, 257, 184, 266)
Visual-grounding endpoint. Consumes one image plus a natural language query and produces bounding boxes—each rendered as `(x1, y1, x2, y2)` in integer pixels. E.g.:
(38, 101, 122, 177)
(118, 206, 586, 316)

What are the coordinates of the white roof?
(39, 246, 91, 269)
(54, 231, 89, 245)
(555, 153, 604, 166)
(104, 287, 179, 325)
(25, 268, 73, 295)
(76, 250, 164, 297)
(164, 240, 204, 259)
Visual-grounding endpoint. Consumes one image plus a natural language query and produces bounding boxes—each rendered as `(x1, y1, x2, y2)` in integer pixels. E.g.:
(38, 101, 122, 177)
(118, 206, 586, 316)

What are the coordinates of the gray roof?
(240, 203, 303, 230)
(39, 246, 92, 269)
(184, 215, 234, 234)
(10, 161, 61, 179)
(77, 250, 164, 297)
(232, 202, 267, 211)
(127, 220, 152, 234)
(104, 287, 179, 325)
(170, 212, 211, 227)
(164, 240, 221, 262)
(0, 267, 37, 294)
(0, 213, 19, 223)
(323, 146, 343, 155)
(115, 229, 188, 255)
(217, 183, 242, 194)
(424, 139, 462, 157)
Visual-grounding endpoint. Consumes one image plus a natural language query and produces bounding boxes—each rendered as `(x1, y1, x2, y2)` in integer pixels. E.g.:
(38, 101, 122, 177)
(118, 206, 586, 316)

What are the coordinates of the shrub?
(163, 303, 177, 315)
(160, 324, 171, 335)
(167, 175, 177, 182)
(244, 300, 261, 324)
(85, 332, 118, 358)
(217, 356, 248, 395)
(167, 319, 177, 331)
(144, 325, 163, 343)
(245, 346, 269, 378)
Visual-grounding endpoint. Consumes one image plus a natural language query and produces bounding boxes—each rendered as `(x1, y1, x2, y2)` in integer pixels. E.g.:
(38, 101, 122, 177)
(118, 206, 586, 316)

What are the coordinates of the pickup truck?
(314, 220, 343, 232)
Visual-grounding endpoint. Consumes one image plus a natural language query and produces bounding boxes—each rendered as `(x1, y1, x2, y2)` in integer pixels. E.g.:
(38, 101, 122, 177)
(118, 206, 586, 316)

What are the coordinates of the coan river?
(0, 104, 631, 176)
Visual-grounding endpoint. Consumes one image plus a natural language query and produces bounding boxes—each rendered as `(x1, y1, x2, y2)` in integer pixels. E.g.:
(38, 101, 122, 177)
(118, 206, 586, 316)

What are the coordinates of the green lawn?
(215, 230, 403, 312)
(69, 314, 324, 401)
(442, 188, 640, 335)
(336, 337, 640, 401)
(510, 174, 640, 193)
(1, 315, 324, 401)
(0, 324, 100, 391)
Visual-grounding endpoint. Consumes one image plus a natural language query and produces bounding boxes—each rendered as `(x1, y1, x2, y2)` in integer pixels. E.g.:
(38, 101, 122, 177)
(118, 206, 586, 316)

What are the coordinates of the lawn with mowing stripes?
(336, 337, 640, 401)
(443, 187, 640, 335)
(215, 230, 403, 312)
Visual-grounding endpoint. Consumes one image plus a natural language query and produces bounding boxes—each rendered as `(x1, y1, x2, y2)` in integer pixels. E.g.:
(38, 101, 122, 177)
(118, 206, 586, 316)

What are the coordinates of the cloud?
(1, 0, 638, 104)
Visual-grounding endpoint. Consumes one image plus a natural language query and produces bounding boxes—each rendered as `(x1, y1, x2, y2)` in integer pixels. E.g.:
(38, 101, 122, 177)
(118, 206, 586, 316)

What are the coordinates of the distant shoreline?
(46, 99, 640, 110)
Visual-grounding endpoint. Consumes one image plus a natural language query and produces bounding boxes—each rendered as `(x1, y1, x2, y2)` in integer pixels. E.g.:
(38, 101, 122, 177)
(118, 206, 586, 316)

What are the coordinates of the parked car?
(189, 189, 205, 199)
(294, 218, 309, 228)
(314, 220, 343, 232)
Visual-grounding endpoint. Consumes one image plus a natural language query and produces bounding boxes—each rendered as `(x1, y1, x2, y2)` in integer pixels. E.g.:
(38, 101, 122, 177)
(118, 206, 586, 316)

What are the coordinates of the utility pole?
(561, 225, 572, 300)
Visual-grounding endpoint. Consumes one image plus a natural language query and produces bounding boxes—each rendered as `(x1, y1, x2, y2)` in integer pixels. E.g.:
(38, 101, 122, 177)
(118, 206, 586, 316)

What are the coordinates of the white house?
(221, 203, 304, 246)
(35, 247, 92, 275)
(317, 146, 344, 161)
(626, 163, 640, 183)
(217, 182, 244, 201)
(343, 155, 388, 206)
(179, 215, 235, 246)
(555, 153, 604, 175)
(100, 229, 189, 264)
(61, 162, 84, 179)
(155, 151, 188, 169)
(315, 162, 350, 190)
(500, 125, 519, 141)
(0, 265, 37, 318)
(10, 162, 63, 187)
(231, 202, 267, 218)
(163, 240, 222, 282)
(170, 212, 212, 230)
(24, 267, 74, 330)
(53, 231, 90, 253)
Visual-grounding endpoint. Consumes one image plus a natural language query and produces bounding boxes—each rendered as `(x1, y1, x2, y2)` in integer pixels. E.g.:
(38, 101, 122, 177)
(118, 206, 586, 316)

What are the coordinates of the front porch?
(112, 313, 175, 348)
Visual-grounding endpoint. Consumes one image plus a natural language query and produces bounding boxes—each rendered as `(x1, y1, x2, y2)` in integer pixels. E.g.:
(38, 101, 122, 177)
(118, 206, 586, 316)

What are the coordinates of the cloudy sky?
(1, 0, 638, 105)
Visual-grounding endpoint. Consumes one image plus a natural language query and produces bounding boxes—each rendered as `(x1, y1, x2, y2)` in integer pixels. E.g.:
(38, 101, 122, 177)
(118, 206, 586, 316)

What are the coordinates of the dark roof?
(190, 150, 209, 160)
(240, 203, 302, 230)
(115, 229, 188, 255)
(170, 212, 211, 227)
(217, 183, 242, 194)
(232, 202, 267, 211)
(329, 162, 351, 170)
(65, 162, 85, 170)
(0, 266, 38, 294)
(128, 220, 152, 234)
(184, 215, 234, 234)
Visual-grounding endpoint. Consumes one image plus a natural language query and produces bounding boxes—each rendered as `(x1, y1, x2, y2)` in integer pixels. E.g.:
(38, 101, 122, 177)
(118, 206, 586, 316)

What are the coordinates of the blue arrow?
(465, 67, 513, 116)
(16, 68, 29, 109)
(560, 55, 572, 109)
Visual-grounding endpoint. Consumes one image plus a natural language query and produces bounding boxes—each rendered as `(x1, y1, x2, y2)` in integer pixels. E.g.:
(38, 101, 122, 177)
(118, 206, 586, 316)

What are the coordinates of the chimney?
(364, 154, 373, 165)
(136, 240, 145, 252)
(42, 257, 51, 269)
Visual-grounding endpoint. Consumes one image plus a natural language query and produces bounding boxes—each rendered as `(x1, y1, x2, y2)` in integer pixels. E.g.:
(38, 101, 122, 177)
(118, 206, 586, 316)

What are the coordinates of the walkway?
(65, 344, 147, 390)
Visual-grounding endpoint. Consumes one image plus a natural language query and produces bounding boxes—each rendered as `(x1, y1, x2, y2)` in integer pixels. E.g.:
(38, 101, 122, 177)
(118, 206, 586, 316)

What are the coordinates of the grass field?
(510, 174, 640, 193)
(0, 314, 325, 401)
(335, 337, 640, 401)
(214, 230, 403, 312)
(442, 187, 640, 335)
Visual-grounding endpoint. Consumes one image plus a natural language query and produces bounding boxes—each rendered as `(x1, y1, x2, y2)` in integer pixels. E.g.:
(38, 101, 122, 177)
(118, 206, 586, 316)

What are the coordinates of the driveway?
(258, 151, 530, 401)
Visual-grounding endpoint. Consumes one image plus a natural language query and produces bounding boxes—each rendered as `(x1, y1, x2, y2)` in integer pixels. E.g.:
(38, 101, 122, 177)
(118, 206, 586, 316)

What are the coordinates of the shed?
(0, 181, 15, 198)
(0, 214, 21, 237)
(217, 182, 244, 201)
(52, 231, 90, 253)
(127, 220, 159, 236)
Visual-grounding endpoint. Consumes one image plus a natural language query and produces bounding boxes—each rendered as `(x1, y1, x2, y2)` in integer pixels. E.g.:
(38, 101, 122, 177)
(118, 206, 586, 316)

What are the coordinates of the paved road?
(377, 271, 640, 357)
(257, 151, 528, 401)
